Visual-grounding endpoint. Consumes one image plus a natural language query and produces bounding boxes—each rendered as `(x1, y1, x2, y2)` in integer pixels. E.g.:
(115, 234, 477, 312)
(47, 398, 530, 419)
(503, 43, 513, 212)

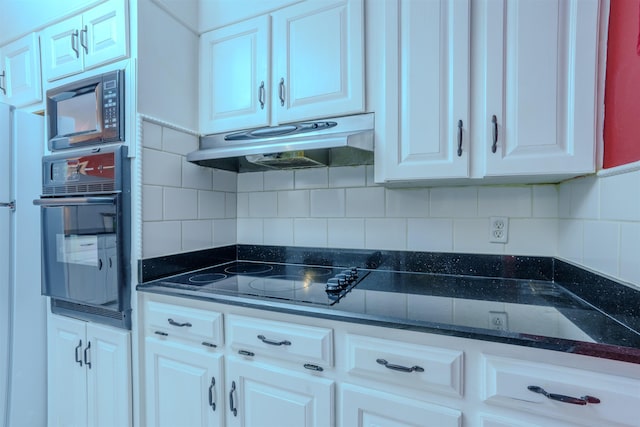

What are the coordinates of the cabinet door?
(226, 357, 333, 427)
(378, 0, 470, 181)
(272, 0, 364, 124)
(82, 0, 129, 70)
(47, 314, 88, 427)
(145, 338, 224, 427)
(86, 323, 132, 427)
(40, 15, 84, 81)
(0, 33, 42, 107)
(341, 383, 461, 427)
(481, 0, 598, 177)
(200, 16, 270, 134)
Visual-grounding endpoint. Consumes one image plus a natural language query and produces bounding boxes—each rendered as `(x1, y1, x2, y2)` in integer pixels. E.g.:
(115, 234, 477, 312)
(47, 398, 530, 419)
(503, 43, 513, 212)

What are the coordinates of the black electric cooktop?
(154, 261, 368, 306)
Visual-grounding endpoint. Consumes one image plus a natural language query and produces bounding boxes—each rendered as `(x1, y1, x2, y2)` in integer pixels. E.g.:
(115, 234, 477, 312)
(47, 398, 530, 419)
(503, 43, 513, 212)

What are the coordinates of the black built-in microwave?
(46, 70, 124, 151)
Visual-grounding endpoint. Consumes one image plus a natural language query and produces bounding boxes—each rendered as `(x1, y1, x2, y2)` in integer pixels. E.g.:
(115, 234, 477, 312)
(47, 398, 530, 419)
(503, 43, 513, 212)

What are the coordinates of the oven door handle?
(33, 196, 116, 207)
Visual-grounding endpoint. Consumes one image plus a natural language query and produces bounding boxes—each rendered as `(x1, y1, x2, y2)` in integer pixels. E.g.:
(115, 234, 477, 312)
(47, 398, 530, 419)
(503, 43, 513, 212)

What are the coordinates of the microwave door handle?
(33, 196, 116, 207)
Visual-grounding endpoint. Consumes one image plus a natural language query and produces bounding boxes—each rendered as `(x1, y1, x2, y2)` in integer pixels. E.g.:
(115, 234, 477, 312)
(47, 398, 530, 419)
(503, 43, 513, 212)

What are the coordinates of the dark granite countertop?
(137, 245, 640, 364)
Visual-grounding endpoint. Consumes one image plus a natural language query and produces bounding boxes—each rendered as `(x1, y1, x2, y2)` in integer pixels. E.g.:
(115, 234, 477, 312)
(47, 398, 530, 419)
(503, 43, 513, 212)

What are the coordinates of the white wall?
(557, 167, 640, 289)
(140, 119, 237, 258)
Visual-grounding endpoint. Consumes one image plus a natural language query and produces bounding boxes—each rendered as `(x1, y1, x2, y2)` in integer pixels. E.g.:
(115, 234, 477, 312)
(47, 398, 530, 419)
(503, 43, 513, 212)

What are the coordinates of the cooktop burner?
(157, 261, 367, 306)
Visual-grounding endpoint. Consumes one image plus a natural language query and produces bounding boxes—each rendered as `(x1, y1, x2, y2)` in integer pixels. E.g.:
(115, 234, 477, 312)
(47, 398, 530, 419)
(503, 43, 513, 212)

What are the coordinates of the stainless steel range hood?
(187, 113, 374, 172)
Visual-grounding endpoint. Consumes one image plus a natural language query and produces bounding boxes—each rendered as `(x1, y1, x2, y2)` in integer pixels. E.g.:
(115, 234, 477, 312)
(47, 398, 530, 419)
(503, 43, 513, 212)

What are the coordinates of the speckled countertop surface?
(137, 245, 640, 364)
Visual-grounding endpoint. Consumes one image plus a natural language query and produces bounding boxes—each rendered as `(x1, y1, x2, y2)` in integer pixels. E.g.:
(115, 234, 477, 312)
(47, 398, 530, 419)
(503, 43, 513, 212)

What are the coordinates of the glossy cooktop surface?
(154, 261, 368, 306)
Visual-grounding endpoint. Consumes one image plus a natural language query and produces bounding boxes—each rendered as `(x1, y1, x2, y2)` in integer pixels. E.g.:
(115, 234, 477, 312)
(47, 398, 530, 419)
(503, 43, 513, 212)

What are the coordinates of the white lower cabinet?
(145, 338, 224, 427)
(48, 313, 131, 427)
(225, 357, 334, 427)
(341, 383, 461, 427)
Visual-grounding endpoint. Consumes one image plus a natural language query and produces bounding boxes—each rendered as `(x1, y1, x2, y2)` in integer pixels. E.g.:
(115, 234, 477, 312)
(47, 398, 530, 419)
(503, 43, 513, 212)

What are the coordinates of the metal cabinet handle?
(457, 119, 463, 157)
(303, 363, 324, 372)
(491, 115, 498, 153)
(75, 340, 83, 367)
(257, 334, 291, 346)
(71, 30, 80, 58)
(154, 331, 168, 337)
(208, 377, 216, 411)
(376, 358, 424, 373)
(279, 78, 285, 106)
(84, 341, 92, 369)
(238, 349, 254, 357)
(259, 81, 265, 110)
(167, 318, 192, 327)
(0, 201, 15, 211)
(80, 25, 88, 54)
(229, 380, 238, 416)
(0, 71, 6, 95)
(202, 341, 217, 348)
(527, 386, 600, 406)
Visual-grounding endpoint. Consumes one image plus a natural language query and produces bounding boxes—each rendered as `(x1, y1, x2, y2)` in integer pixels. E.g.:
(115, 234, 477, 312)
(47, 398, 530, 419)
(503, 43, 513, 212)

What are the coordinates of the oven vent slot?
(51, 299, 129, 329)
(43, 182, 116, 195)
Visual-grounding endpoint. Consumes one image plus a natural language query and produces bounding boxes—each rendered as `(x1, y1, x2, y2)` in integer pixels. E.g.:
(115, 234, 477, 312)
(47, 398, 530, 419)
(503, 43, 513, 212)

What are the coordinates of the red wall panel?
(603, 0, 640, 168)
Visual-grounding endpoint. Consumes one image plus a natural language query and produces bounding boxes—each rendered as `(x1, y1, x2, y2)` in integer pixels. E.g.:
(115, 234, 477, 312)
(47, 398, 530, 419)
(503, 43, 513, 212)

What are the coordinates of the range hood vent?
(187, 113, 374, 172)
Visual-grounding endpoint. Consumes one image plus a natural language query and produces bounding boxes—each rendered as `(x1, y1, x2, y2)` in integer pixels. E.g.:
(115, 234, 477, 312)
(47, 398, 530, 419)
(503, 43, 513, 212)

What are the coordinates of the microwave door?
(37, 196, 122, 309)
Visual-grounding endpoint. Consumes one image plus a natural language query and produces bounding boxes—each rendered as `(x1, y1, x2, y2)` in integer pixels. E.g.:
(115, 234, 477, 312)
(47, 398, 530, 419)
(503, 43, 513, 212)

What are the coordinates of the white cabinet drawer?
(226, 314, 333, 366)
(482, 354, 640, 427)
(145, 300, 223, 347)
(345, 334, 464, 397)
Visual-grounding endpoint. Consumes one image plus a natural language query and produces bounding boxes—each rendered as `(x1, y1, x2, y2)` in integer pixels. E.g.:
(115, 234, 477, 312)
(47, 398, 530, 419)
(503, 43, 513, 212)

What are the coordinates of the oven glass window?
(57, 91, 99, 136)
(41, 199, 121, 309)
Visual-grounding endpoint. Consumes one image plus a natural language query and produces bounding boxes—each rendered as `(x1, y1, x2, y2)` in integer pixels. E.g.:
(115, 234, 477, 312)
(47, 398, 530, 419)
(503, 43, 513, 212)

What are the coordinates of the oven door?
(35, 195, 123, 309)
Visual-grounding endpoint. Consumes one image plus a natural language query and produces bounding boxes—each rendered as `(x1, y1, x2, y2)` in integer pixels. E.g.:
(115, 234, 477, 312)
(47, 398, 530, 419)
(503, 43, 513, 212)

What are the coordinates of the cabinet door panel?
(199, 15, 270, 134)
(83, 0, 129, 70)
(483, 0, 598, 176)
(380, 0, 470, 181)
(47, 315, 88, 427)
(41, 16, 84, 81)
(86, 323, 132, 427)
(0, 33, 42, 107)
(272, 0, 364, 124)
(145, 338, 223, 427)
(341, 383, 461, 427)
(226, 357, 333, 427)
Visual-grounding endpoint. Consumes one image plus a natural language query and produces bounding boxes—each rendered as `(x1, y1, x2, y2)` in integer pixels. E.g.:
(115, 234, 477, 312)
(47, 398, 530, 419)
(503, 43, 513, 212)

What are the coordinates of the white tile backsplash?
(310, 189, 345, 217)
(140, 121, 640, 289)
(163, 187, 198, 220)
(430, 187, 478, 218)
(346, 187, 385, 217)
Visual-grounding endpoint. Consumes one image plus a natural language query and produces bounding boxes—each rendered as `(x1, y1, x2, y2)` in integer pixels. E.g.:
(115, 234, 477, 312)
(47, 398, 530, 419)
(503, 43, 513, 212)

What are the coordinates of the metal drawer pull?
(80, 25, 88, 54)
(259, 81, 265, 109)
(75, 340, 83, 367)
(376, 358, 424, 373)
(238, 350, 255, 357)
(257, 334, 291, 346)
(0, 71, 6, 95)
(527, 385, 601, 406)
(457, 119, 464, 157)
(71, 30, 80, 58)
(304, 364, 324, 372)
(167, 318, 192, 327)
(202, 341, 217, 348)
(279, 78, 285, 106)
(491, 115, 498, 153)
(84, 341, 91, 369)
(229, 381, 238, 416)
(208, 377, 216, 411)
(154, 331, 168, 336)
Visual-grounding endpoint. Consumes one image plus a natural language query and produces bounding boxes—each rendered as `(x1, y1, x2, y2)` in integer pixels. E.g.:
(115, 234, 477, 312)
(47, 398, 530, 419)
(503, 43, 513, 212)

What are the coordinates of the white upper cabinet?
(376, 0, 471, 182)
(479, 0, 599, 179)
(199, 0, 364, 134)
(271, 0, 364, 124)
(375, 0, 600, 184)
(200, 16, 271, 134)
(0, 32, 42, 107)
(40, 0, 128, 81)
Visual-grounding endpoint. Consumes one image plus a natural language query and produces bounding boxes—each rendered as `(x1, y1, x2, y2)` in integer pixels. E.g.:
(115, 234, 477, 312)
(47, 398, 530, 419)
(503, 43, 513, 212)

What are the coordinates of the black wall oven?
(34, 146, 131, 329)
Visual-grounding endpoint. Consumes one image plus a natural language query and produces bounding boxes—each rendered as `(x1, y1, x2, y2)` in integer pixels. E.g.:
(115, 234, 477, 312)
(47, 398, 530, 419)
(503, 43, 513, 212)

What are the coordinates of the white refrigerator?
(0, 102, 46, 427)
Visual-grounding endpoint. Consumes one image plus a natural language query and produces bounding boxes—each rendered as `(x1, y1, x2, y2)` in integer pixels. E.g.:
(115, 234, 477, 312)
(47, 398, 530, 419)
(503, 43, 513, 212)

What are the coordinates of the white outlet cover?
(489, 216, 509, 243)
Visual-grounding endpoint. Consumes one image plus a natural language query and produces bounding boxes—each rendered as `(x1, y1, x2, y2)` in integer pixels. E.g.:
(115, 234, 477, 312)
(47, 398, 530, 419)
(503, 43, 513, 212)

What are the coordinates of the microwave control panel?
(102, 77, 120, 140)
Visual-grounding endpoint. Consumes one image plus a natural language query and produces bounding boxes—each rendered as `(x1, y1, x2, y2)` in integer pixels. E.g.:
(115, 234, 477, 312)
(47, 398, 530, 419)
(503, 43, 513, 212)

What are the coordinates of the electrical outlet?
(489, 216, 509, 243)
(489, 311, 508, 331)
